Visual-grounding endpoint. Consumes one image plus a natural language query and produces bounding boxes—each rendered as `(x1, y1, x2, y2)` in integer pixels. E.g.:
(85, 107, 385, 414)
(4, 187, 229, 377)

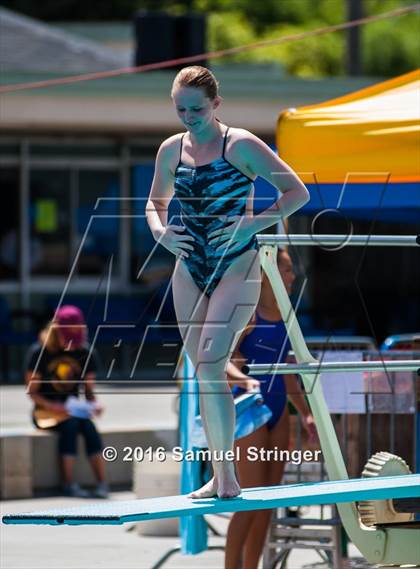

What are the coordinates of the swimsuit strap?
(179, 133, 185, 163)
(222, 127, 230, 159)
(179, 127, 229, 164)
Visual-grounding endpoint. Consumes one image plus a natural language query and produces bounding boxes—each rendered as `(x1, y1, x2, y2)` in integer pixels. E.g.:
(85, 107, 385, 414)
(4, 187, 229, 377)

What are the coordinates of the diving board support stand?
(258, 243, 420, 566)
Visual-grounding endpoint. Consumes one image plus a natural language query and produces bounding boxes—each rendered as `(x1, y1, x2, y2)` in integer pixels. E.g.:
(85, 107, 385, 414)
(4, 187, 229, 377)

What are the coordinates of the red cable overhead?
(0, 4, 418, 94)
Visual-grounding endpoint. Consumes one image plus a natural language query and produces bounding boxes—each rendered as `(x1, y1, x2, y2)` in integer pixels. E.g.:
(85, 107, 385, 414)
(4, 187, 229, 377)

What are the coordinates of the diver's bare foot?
(217, 468, 241, 499)
(188, 477, 218, 499)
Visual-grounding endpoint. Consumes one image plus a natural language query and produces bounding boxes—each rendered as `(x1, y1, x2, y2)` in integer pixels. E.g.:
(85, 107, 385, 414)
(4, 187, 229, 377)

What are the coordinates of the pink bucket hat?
(54, 305, 86, 347)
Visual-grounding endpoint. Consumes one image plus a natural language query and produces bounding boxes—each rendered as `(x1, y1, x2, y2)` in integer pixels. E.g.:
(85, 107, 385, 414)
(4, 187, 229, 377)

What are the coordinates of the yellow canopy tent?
(275, 69, 420, 222)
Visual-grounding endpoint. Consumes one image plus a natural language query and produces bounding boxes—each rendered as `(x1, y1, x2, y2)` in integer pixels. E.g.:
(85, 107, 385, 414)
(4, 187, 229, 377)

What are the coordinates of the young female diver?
(225, 247, 317, 568)
(145, 66, 309, 498)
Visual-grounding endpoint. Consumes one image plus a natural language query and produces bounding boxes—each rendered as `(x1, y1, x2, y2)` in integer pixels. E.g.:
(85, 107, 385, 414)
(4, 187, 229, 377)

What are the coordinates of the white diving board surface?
(3, 475, 420, 526)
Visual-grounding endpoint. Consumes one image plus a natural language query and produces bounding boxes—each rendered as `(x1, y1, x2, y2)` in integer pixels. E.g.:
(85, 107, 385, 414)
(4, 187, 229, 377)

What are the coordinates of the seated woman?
(25, 305, 109, 498)
(225, 248, 317, 569)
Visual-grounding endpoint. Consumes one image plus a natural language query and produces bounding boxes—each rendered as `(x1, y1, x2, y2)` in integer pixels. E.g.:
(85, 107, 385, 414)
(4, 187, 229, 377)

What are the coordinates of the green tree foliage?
(362, 12, 420, 76)
(3, 0, 418, 76)
(206, 0, 417, 76)
(208, 16, 345, 76)
(196, 0, 344, 31)
(207, 12, 255, 62)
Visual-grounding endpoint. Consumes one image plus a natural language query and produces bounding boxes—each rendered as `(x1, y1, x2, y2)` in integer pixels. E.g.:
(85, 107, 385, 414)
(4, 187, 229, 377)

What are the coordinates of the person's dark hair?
(172, 66, 219, 100)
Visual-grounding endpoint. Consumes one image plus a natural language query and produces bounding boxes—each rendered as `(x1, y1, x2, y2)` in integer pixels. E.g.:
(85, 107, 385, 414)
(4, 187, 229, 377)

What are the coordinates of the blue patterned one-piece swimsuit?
(174, 127, 259, 297)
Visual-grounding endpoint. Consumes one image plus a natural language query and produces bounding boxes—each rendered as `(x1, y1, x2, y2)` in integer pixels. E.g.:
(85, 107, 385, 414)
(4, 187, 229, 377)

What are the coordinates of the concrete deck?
(0, 385, 179, 432)
(0, 385, 179, 498)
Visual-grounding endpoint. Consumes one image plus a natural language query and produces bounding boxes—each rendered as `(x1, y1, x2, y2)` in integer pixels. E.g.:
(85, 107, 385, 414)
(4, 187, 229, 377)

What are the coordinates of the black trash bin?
(134, 11, 207, 70)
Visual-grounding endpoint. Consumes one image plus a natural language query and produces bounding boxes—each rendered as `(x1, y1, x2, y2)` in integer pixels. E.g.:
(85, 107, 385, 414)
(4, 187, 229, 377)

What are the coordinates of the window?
(0, 168, 19, 280)
(29, 170, 71, 276)
(76, 170, 120, 276)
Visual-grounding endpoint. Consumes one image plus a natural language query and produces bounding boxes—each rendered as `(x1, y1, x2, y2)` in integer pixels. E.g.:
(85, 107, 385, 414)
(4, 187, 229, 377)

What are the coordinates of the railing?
(256, 234, 420, 566)
(257, 234, 420, 247)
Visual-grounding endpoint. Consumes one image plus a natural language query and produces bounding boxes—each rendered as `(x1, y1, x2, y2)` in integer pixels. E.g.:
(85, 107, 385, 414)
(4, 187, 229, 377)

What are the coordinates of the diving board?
(3, 475, 419, 526)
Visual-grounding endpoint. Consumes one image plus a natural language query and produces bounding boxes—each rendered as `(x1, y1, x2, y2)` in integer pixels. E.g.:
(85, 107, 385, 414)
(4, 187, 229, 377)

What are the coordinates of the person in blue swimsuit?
(146, 65, 310, 499)
(225, 247, 317, 569)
